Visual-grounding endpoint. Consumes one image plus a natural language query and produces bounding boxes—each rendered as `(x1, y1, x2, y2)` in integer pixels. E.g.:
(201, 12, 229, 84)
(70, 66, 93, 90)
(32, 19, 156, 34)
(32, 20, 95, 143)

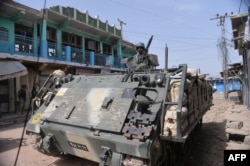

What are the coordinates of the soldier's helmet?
(136, 42, 145, 50)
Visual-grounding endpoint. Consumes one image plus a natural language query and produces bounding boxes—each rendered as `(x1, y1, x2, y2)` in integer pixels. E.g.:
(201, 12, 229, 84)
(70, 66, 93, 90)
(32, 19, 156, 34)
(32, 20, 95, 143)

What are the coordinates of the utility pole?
(118, 18, 126, 38)
(210, 13, 231, 99)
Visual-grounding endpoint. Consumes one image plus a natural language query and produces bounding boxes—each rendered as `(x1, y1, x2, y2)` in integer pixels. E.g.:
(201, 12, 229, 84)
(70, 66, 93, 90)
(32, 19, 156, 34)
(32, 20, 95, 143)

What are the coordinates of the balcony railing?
(50, 6, 122, 38)
(14, 34, 33, 55)
(61, 45, 66, 60)
(0, 33, 124, 68)
(71, 47, 83, 63)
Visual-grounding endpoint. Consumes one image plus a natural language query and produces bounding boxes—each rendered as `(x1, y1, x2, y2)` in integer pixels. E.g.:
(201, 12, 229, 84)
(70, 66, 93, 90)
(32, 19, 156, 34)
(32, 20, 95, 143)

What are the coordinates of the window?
(62, 31, 69, 44)
(87, 40, 95, 50)
(62, 31, 82, 48)
(47, 26, 57, 42)
(103, 43, 111, 55)
(0, 27, 8, 41)
(15, 23, 33, 37)
(14, 24, 33, 53)
(85, 38, 100, 52)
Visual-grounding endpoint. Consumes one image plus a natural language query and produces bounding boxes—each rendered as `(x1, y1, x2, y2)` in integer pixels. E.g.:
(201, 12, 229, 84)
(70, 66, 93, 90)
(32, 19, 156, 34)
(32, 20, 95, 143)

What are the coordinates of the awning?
(0, 61, 28, 81)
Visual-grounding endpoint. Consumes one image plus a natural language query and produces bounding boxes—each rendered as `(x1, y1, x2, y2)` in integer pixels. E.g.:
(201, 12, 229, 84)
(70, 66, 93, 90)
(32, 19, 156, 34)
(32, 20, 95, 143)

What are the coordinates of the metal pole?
(118, 18, 126, 39)
(165, 43, 168, 70)
(210, 13, 230, 99)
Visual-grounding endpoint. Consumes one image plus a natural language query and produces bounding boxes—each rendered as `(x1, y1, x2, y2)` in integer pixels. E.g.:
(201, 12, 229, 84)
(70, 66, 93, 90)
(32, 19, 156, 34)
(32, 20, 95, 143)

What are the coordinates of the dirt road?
(0, 92, 249, 166)
(184, 92, 250, 166)
(0, 122, 98, 166)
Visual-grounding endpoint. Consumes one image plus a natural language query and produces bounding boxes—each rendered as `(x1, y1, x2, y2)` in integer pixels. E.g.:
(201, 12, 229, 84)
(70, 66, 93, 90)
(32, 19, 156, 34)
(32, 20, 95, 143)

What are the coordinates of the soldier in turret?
(132, 42, 148, 70)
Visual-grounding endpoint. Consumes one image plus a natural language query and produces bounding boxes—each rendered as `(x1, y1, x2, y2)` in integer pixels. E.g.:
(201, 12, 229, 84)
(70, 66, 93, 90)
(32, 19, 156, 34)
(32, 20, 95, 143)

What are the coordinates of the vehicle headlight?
(154, 74, 164, 84)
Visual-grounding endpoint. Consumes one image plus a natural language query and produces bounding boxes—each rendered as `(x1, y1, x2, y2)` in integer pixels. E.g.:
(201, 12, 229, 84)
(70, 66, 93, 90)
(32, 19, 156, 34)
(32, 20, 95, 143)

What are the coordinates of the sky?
(17, 0, 249, 77)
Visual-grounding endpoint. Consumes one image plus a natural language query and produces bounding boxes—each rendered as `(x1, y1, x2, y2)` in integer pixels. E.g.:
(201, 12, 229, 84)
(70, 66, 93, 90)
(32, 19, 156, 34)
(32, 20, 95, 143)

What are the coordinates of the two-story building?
(0, 0, 137, 114)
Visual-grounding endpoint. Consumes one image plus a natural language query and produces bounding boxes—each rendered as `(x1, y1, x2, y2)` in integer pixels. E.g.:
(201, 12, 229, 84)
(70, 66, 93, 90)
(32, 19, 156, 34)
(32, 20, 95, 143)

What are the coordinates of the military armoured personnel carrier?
(26, 39, 213, 166)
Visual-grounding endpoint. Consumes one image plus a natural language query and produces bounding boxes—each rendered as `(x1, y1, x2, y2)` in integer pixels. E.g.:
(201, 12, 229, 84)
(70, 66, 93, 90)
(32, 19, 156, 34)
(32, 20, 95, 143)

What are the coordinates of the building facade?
(230, 8, 250, 108)
(0, 0, 137, 114)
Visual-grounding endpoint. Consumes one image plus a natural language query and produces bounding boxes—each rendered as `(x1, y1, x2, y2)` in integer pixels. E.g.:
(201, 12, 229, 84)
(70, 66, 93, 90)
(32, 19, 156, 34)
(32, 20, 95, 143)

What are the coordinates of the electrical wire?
(109, 0, 237, 62)
(239, 0, 243, 13)
(243, 0, 249, 7)
(109, 0, 218, 37)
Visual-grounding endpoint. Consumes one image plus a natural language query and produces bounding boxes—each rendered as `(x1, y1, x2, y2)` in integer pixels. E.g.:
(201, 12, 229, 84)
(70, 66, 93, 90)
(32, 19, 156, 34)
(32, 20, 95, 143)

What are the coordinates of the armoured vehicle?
(26, 38, 213, 166)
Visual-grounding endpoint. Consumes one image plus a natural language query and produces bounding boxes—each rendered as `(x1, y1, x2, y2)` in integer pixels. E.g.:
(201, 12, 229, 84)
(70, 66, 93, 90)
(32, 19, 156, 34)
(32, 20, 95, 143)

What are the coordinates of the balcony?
(0, 31, 123, 69)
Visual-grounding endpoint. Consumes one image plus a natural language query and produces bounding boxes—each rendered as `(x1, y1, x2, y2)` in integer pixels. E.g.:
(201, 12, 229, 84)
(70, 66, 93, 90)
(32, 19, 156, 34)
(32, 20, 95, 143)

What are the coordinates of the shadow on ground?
(182, 120, 227, 166)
